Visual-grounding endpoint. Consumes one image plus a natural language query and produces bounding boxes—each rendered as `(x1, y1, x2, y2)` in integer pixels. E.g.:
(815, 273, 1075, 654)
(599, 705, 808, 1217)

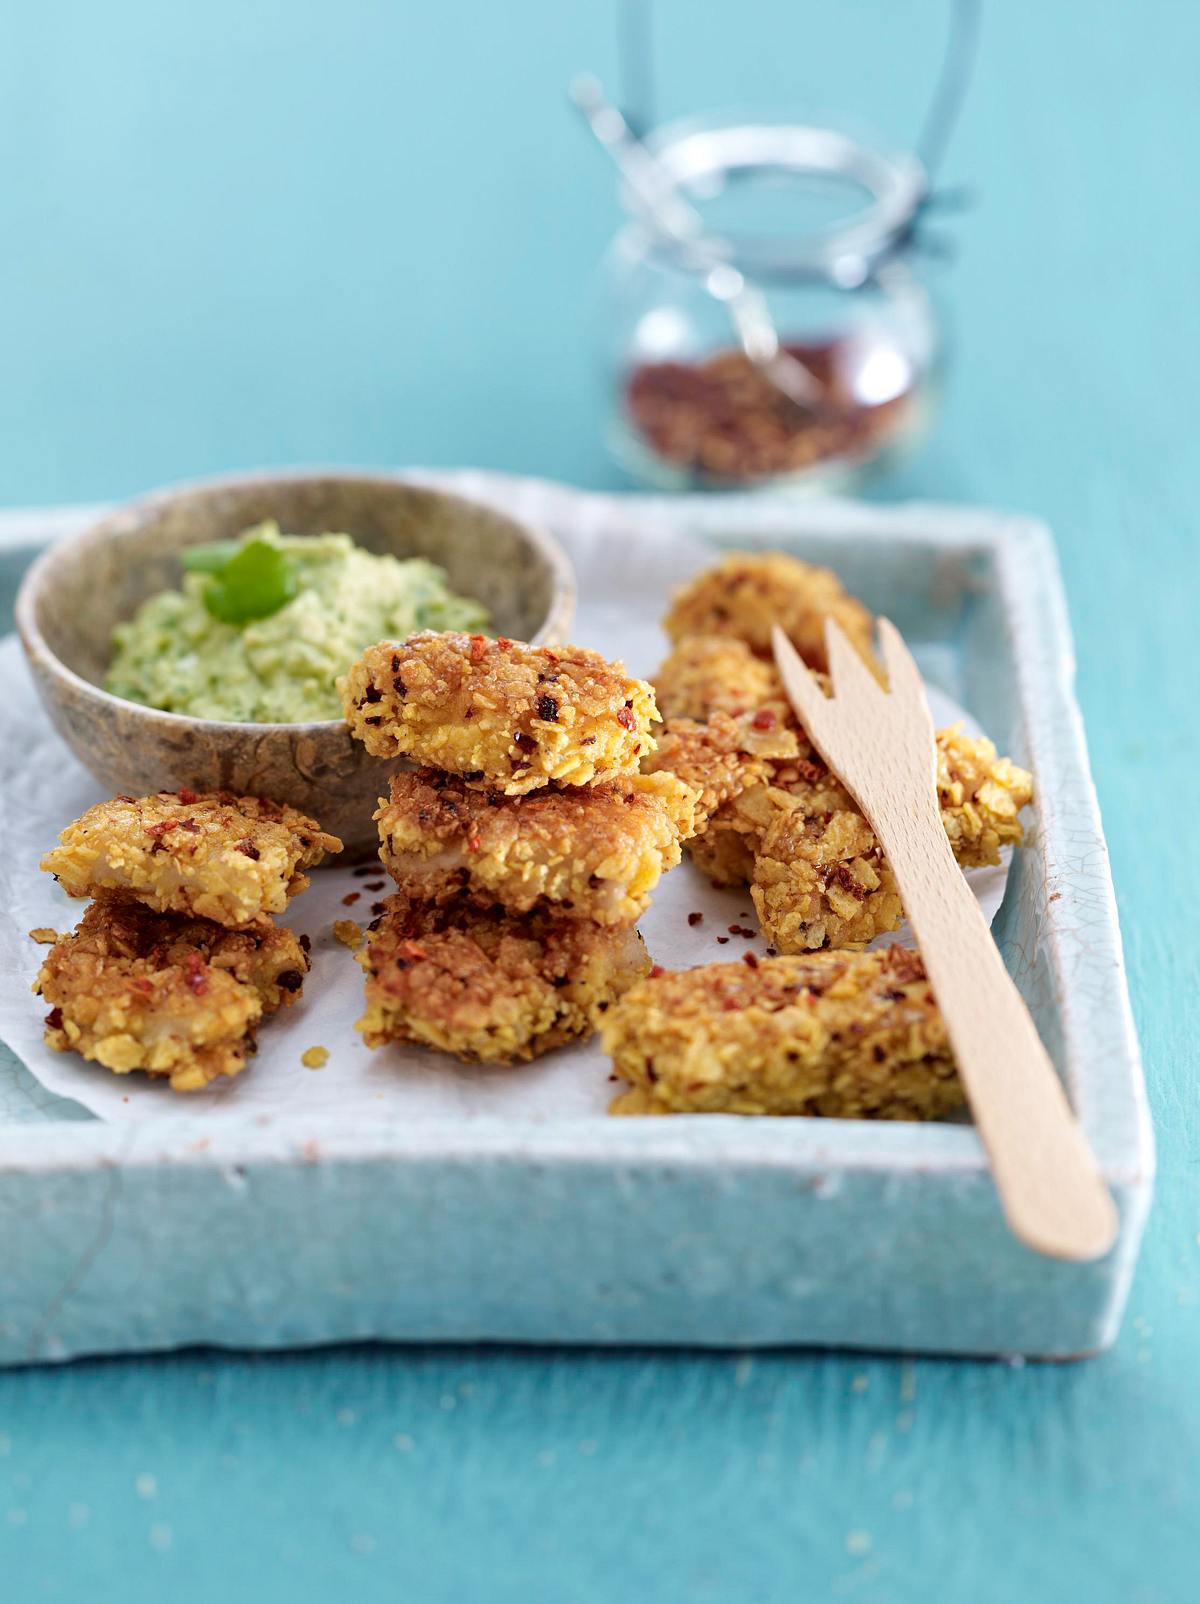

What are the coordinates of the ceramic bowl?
(16, 470, 576, 855)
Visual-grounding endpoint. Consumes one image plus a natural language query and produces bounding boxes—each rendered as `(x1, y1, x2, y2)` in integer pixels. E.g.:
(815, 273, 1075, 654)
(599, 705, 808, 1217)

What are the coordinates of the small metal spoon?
(569, 75, 825, 412)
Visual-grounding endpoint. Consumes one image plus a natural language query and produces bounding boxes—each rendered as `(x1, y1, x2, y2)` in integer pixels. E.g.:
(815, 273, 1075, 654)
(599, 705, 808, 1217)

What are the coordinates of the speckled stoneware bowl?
(16, 470, 576, 855)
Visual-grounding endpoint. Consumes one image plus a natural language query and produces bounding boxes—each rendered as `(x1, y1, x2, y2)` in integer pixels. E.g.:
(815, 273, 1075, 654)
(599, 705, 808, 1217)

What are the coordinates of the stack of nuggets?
(339, 631, 699, 1063)
(36, 791, 341, 1091)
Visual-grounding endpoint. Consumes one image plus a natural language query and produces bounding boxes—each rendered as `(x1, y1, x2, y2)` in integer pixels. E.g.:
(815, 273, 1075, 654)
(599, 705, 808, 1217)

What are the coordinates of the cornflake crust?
(357, 894, 651, 1064)
(375, 767, 699, 926)
(602, 946, 963, 1119)
(40, 790, 342, 929)
(649, 710, 1033, 952)
(653, 634, 790, 723)
(34, 896, 310, 1092)
(663, 551, 878, 674)
(339, 631, 659, 795)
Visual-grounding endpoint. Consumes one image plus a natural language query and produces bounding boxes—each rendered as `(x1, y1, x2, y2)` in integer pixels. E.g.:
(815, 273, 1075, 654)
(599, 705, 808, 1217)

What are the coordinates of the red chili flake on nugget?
(177, 787, 199, 805)
(468, 635, 487, 664)
(750, 709, 777, 730)
(649, 964, 665, 979)
(616, 707, 637, 730)
(742, 952, 759, 969)
(184, 952, 208, 995)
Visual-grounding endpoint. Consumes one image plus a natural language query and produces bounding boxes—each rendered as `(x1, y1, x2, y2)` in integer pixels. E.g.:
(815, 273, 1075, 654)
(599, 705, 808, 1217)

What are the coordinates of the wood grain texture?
(0, 4, 1195, 1603)
(773, 621, 1117, 1260)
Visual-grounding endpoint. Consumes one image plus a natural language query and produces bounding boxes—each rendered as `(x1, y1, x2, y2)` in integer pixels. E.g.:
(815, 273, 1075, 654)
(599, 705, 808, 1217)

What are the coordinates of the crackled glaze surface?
(14, 473, 575, 852)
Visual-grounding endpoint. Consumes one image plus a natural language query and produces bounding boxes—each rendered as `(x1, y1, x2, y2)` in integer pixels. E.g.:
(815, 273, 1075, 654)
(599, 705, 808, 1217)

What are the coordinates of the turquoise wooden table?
(1, 3, 1195, 1599)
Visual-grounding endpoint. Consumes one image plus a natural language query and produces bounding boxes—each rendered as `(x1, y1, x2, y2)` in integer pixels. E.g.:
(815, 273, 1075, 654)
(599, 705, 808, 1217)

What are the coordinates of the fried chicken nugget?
(41, 791, 342, 929)
(750, 727, 1034, 950)
(603, 946, 963, 1119)
(663, 551, 877, 673)
(339, 632, 659, 794)
(649, 714, 1033, 950)
(653, 635, 787, 722)
(646, 709, 801, 821)
(357, 895, 651, 1064)
(35, 896, 311, 1092)
(376, 768, 699, 926)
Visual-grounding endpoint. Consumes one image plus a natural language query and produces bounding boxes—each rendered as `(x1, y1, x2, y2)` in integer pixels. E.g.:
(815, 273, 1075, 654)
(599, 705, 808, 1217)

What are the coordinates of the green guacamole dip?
(106, 522, 489, 722)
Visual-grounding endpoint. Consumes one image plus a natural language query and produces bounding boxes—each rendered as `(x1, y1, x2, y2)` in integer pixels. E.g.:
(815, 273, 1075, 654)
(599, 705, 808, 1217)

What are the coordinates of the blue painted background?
(1, 3, 1197, 1600)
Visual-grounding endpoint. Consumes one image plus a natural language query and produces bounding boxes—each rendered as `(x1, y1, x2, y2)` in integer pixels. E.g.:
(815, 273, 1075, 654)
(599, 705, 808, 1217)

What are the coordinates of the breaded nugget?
(357, 895, 651, 1064)
(34, 897, 310, 1092)
(653, 635, 787, 722)
(650, 713, 1033, 950)
(376, 767, 698, 926)
(41, 791, 341, 929)
(644, 709, 801, 824)
(933, 725, 1036, 868)
(339, 632, 659, 794)
(663, 551, 876, 673)
(603, 945, 963, 1119)
(750, 728, 1033, 950)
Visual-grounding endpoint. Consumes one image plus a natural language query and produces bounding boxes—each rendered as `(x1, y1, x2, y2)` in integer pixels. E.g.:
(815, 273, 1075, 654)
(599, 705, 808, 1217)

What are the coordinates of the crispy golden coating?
(653, 635, 787, 722)
(34, 896, 310, 1092)
(650, 713, 1033, 950)
(376, 768, 698, 926)
(934, 726, 1035, 868)
(357, 895, 651, 1064)
(663, 551, 877, 673)
(751, 788, 902, 952)
(41, 791, 341, 929)
(644, 710, 801, 824)
(603, 945, 963, 1119)
(340, 632, 659, 794)
(750, 727, 1034, 950)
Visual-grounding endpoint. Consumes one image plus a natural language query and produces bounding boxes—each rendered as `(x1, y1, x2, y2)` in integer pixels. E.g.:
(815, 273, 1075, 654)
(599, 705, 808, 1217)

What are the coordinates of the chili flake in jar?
(625, 337, 914, 483)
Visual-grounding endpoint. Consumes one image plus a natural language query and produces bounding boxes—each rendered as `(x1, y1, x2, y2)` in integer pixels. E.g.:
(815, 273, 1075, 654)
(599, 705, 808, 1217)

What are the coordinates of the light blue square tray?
(0, 475, 1153, 1364)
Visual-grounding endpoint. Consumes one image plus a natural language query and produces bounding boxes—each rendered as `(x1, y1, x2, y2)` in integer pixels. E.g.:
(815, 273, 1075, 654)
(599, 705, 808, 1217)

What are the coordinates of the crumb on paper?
(28, 927, 58, 944)
(334, 919, 363, 949)
(342, 891, 361, 906)
(302, 1045, 329, 1069)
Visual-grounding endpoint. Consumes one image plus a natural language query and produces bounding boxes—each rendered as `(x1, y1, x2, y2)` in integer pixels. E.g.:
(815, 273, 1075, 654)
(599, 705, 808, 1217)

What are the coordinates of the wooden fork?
(772, 619, 1117, 1262)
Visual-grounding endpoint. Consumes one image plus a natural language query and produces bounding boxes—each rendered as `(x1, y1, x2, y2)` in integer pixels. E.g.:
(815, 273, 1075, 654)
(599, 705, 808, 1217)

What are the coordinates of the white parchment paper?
(0, 514, 1008, 1125)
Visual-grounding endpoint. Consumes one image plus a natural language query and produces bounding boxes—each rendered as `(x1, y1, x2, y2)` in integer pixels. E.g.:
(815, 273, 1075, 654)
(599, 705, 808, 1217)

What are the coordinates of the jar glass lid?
(635, 118, 928, 288)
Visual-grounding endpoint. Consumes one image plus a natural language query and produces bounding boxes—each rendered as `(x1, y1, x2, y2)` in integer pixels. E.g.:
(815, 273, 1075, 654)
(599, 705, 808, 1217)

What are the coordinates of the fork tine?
(877, 617, 926, 703)
(824, 617, 882, 705)
(771, 626, 830, 738)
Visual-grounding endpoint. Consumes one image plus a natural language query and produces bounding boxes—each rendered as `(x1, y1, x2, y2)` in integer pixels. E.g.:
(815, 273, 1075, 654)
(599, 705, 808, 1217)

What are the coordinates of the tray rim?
(0, 473, 1154, 1199)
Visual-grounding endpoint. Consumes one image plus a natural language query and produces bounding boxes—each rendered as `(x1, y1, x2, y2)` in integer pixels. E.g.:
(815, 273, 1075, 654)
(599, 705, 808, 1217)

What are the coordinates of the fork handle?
(878, 798, 1118, 1260)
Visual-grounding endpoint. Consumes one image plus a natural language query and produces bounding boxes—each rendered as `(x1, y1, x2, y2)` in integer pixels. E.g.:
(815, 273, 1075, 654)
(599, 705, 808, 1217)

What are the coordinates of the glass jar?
(596, 118, 939, 492)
